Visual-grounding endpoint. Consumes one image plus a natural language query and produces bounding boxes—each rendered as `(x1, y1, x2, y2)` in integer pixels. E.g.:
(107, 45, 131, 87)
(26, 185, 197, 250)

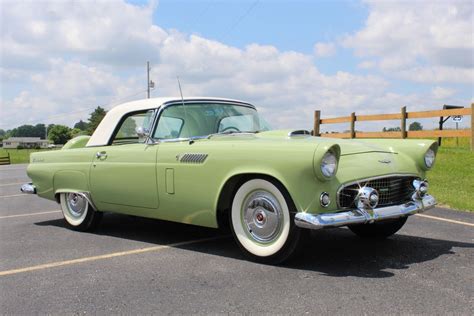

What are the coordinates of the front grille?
(338, 176, 417, 209)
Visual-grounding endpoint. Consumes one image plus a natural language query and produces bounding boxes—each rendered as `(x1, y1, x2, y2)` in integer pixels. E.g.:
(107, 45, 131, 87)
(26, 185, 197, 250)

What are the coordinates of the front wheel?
(60, 193, 102, 232)
(229, 179, 302, 264)
(348, 217, 408, 239)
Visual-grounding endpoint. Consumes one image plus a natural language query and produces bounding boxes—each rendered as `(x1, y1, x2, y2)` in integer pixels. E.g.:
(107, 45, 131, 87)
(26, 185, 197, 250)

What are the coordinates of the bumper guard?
(294, 194, 436, 230)
(20, 183, 37, 194)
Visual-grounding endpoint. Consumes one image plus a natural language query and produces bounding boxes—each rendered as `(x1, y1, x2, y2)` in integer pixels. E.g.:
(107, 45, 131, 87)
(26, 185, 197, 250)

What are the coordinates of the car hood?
(255, 130, 395, 155)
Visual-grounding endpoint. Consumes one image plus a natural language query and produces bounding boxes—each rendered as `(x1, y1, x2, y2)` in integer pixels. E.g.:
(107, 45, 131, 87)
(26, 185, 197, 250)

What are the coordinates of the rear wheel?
(229, 179, 301, 264)
(348, 217, 407, 239)
(60, 193, 102, 232)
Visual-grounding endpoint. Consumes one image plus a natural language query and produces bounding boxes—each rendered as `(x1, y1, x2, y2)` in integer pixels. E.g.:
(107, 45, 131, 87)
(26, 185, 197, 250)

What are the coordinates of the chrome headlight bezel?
(321, 151, 338, 178)
(314, 144, 340, 181)
(424, 148, 436, 169)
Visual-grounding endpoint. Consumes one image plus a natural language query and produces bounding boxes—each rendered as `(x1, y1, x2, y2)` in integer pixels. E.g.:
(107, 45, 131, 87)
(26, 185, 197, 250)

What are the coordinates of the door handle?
(96, 151, 107, 160)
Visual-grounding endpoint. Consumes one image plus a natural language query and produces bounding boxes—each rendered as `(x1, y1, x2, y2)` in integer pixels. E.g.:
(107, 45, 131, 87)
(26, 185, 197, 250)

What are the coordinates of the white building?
(2, 137, 51, 149)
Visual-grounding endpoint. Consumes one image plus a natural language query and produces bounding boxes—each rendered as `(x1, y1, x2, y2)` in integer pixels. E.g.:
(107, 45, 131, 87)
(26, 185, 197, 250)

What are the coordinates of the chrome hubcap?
(242, 191, 283, 243)
(66, 193, 87, 218)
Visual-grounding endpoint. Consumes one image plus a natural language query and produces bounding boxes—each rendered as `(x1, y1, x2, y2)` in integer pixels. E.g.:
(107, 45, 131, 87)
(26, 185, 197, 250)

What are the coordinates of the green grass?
(428, 146, 473, 211)
(0, 148, 56, 164)
(2, 138, 473, 211)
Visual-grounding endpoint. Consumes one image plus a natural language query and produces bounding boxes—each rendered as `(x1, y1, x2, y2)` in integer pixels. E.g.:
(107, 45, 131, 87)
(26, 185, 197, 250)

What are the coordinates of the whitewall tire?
(230, 179, 301, 264)
(60, 193, 102, 231)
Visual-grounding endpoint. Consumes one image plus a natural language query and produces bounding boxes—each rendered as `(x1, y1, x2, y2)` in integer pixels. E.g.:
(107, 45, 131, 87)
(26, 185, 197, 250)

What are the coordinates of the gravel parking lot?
(1, 164, 473, 314)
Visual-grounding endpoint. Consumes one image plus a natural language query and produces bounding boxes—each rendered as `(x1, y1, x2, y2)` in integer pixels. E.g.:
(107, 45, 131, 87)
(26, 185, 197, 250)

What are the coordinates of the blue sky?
(150, 0, 367, 73)
(1, 0, 472, 131)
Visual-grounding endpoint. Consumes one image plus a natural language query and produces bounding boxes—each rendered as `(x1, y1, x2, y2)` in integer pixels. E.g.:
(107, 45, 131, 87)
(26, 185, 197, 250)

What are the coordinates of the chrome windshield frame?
(148, 99, 259, 144)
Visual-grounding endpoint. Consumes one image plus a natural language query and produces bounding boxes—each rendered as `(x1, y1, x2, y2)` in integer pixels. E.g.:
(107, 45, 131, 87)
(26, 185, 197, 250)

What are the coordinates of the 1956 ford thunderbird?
(21, 97, 437, 263)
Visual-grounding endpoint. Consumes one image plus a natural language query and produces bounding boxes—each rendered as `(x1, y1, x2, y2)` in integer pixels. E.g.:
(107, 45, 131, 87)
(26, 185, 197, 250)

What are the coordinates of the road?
(1, 164, 473, 314)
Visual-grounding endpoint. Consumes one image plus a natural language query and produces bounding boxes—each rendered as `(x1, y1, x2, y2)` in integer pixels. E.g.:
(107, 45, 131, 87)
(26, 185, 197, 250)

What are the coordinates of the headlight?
(424, 148, 436, 168)
(321, 151, 338, 178)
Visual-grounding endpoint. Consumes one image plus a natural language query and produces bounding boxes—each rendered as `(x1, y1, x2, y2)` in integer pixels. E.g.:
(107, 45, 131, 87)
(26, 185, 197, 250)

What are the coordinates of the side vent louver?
(179, 153, 208, 164)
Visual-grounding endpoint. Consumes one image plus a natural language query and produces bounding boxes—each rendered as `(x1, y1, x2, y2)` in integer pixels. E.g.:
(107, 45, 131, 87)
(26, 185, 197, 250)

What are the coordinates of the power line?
(220, 0, 260, 42)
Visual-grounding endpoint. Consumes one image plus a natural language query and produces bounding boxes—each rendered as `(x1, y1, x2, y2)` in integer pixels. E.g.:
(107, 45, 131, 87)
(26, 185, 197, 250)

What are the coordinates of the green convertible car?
(21, 97, 437, 263)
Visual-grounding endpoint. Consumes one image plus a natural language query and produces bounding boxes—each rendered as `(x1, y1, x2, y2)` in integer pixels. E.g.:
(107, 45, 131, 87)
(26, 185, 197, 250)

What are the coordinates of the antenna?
(177, 76, 185, 106)
(177, 76, 190, 140)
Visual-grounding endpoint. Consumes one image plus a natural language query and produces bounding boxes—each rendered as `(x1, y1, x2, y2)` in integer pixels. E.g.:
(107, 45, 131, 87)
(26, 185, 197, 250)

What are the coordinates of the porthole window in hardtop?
(112, 109, 155, 145)
(153, 103, 262, 139)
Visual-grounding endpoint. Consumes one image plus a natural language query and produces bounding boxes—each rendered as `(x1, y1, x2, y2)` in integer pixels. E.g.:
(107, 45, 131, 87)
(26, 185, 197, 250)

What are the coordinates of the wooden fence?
(0, 153, 11, 165)
(313, 103, 473, 150)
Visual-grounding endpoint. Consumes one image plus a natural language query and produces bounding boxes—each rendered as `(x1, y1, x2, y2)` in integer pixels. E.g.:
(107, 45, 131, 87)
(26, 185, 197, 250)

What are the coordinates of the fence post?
(313, 110, 321, 136)
(401, 106, 407, 139)
(350, 112, 356, 138)
(471, 103, 474, 151)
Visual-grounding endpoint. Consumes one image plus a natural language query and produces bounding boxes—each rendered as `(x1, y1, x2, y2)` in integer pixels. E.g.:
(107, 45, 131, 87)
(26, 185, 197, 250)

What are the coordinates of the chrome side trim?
(295, 194, 436, 230)
(20, 183, 36, 194)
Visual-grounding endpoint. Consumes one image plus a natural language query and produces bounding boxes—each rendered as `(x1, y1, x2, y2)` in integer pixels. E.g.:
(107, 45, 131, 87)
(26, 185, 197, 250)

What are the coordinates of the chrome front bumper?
(20, 183, 37, 194)
(294, 194, 436, 230)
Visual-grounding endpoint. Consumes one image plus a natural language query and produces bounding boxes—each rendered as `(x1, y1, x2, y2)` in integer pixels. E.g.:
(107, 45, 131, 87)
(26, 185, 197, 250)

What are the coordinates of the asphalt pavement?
(1, 164, 473, 314)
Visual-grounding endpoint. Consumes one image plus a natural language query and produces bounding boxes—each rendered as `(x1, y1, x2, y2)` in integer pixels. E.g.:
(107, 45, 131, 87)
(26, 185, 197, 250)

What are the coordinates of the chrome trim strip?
(295, 194, 436, 230)
(149, 100, 258, 143)
(336, 173, 419, 209)
(20, 183, 36, 194)
(162, 99, 256, 109)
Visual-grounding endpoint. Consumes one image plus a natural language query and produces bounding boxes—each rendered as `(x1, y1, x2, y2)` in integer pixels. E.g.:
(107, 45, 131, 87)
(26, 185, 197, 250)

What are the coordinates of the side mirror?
(136, 126, 149, 138)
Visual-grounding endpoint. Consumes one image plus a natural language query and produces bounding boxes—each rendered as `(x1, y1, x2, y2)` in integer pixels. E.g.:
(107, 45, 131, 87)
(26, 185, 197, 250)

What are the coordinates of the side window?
(111, 110, 155, 145)
(154, 116, 184, 139)
(218, 114, 254, 132)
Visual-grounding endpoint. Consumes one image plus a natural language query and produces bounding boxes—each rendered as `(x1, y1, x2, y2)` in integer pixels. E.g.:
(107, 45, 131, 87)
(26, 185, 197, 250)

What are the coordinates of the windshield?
(153, 103, 271, 140)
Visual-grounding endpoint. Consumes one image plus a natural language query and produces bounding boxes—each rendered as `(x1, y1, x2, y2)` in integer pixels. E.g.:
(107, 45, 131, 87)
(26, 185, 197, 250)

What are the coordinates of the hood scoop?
(288, 130, 311, 137)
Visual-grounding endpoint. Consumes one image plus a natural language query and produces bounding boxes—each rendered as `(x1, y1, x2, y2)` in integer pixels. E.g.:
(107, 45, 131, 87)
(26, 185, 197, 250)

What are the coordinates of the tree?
(409, 121, 423, 131)
(0, 129, 5, 137)
(382, 126, 401, 132)
(33, 124, 47, 139)
(48, 125, 72, 144)
(74, 120, 89, 131)
(10, 125, 35, 137)
(87, 106, 107, 135)
(70, 128, 86, 138)
(8, 124, 47, 138)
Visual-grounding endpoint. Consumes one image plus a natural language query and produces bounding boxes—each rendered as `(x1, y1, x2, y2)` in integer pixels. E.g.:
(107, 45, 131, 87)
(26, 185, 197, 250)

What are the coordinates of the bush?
(17, 145, 24, 149)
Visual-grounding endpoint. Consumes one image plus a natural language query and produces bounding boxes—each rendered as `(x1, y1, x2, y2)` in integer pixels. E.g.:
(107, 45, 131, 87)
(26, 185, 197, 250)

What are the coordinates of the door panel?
(90, 144, 159, 210)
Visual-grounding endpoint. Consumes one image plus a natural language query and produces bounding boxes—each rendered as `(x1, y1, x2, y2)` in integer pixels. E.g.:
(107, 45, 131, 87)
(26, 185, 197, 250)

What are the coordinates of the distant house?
(2, 137, 51, 149)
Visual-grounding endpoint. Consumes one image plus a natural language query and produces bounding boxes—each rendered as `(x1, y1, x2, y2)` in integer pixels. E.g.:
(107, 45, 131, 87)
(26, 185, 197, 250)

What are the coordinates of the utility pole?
(147, 61, 150, 98)
(146, 61, 155, 99)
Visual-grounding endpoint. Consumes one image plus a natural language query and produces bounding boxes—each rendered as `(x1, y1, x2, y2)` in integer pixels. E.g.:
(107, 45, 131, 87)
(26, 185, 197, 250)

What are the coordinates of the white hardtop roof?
(86, 97, 253, 147)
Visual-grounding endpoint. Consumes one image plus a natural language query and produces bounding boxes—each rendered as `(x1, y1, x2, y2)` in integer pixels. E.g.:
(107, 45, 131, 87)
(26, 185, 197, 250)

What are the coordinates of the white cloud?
(431, 86, 456, 100)
(0, 0, 165, 69)
(0, 59, 144, 128)
(0, 0, 472, 132)
(357, 60, 376, 69)
(314, 42, 336, 57)
(343, 0, 474, 84)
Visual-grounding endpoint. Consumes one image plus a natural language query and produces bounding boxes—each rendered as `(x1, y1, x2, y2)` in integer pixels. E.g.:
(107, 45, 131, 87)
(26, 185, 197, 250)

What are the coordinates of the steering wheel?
(220, 126, 240, 133)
